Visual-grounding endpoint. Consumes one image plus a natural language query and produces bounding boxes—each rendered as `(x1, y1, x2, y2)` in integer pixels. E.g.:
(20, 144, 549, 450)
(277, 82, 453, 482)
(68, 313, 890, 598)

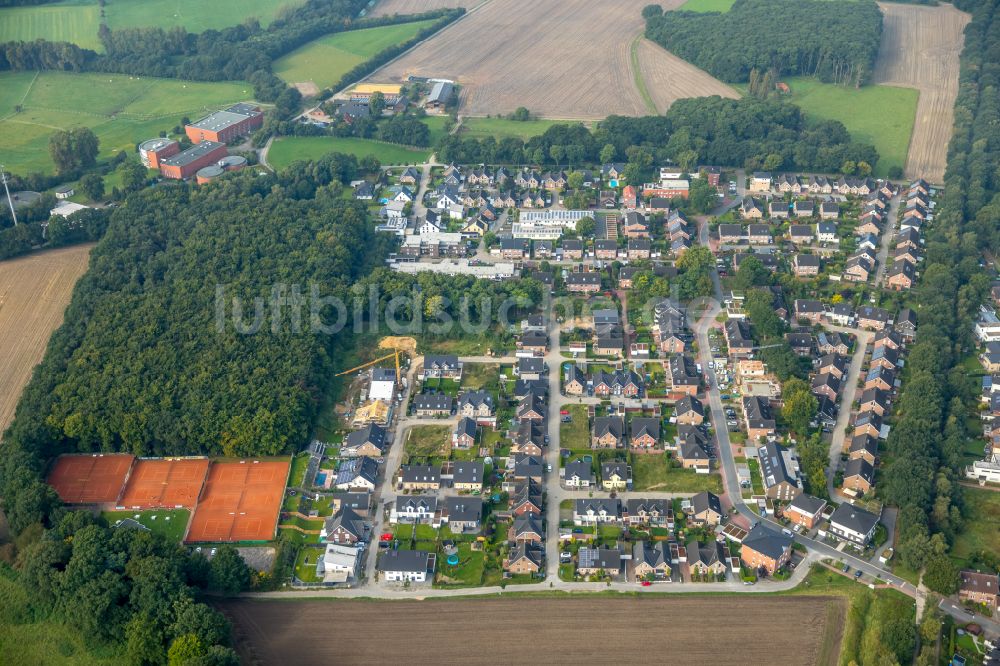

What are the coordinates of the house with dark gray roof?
(562, 459, 595, 488)
(740, 525, 793, 574)
(758, 441, 800, 500)
(688, 491, 723, 525)
(828, 503, 880, 546)
(341, 423, 388, 457)
(321, 507, 368, 545)
(334, 457, 378, 491)
(577, 546, 622, 576)
(574, 498, 622, 525)
(443, 496, 483, 533)
(392, 496, 437, 524)
(413, 392, 453, 416)
(378, 549, 436, 582)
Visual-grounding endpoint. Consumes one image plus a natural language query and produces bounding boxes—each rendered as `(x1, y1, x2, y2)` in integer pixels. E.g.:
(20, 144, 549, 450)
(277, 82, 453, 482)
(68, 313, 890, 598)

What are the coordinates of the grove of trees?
(644, 0, 883, 86)
(437, 97, 879, 173)
(875, 0, 1000, 592)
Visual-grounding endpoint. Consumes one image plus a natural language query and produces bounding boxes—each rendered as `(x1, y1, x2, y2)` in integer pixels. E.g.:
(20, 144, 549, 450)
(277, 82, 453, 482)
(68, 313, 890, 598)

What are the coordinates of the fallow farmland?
(368, 0, 737, 119)
(873, 2, 970, 182)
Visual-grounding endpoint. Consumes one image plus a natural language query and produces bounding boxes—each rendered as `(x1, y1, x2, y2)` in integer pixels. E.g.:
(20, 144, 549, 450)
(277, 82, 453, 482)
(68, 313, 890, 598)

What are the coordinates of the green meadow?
(460, 117, 571, 141)
(0, 0, 302, 52)
(0, 71, 252, 174)
(268, 136, 430, 171)
(274, 19, 438, 90)
(676, 0, 737, 12)
(779, 77, 917, 177)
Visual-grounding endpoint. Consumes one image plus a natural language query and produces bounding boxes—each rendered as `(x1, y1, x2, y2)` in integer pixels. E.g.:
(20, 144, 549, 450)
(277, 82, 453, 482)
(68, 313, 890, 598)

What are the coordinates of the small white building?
(318, 543, 362, 583)
(49, 201, 88, 218)
(368, 368, 396, 402)
(966, 459, 1000, 485)
(975, 306, 1000, 343)
(828, 503, 880, 546)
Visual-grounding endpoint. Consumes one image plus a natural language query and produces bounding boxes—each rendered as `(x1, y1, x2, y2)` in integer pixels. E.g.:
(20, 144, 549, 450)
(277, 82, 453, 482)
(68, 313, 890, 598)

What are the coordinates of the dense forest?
(437, 97, 879, 173)
(644, 0, 883, 86)
(877, 0, 1000, 608)
(1, 155, 391, 471)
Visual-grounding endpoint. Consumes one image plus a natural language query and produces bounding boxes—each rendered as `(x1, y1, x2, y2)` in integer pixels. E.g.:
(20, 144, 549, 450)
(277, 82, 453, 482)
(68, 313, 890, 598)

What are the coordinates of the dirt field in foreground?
(219, 595, 844, 665)
(874, 2, 970, 183)
(369, 0, 737, 119)
(0, 245, 91, 436)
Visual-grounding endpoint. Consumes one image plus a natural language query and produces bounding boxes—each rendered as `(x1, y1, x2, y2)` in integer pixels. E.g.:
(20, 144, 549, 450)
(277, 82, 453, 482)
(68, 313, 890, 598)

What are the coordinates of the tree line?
(437, 96, 879, 173)
(0, 3, 460, 104)
(877, 0, 1000, 605)
(644, 0, 883, 86)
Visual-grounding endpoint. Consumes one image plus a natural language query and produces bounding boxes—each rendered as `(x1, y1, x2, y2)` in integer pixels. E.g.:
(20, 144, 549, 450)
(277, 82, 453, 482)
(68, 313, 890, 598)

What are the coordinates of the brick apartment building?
(185, 103, 263, 144)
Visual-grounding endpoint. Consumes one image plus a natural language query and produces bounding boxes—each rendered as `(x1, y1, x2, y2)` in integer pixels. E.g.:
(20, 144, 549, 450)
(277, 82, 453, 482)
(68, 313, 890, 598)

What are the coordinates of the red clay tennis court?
(47, 454, 135, 504)
(119, 458, 210, 509)
(186, 460, 290, 543)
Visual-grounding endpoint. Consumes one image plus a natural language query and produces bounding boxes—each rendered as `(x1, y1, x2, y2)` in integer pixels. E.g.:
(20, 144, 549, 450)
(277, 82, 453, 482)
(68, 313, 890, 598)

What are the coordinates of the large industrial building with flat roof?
(185, 103, 263, 144)
(159, 141, 228, 180)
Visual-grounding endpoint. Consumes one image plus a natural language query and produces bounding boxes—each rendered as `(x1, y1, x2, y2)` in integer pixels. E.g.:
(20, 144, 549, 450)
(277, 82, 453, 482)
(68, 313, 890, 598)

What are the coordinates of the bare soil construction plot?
(220, 596, 844, 665)
(0, 245, 92, 435)
(370, 0, 737, 119)
(874, 2, 969, 182)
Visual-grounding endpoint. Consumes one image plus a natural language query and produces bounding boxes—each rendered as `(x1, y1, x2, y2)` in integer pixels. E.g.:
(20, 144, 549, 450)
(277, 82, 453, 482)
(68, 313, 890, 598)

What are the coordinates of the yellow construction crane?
(335, 349, 402, 382)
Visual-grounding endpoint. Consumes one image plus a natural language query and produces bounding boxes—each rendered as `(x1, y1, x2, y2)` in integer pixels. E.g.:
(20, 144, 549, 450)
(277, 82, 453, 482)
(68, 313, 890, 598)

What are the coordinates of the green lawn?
(268, 136, 430, 171)
(559, 404, 590, 449)
(677, 0, 736, 11)
(101, 509, 190, 542)
(274, 19, 437, 90)
(0, 2, 103, 51)
(435, 542, 485, 587)
(778, 77, 918, 178)
(460, 117, 570, 141)
(289, 452, 310, 488)
(293, 545, 325, 583)
(631, 454, 724, 493)
(0, 71, 253, 175)
(422, 115, 451, 146)
(0, 0, 301, 52)
(952, 486, 1000, 566)
(404, 425, 451, 462)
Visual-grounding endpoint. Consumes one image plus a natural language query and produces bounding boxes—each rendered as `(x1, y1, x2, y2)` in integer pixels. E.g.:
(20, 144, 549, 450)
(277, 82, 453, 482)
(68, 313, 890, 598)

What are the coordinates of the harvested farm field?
(220, 596, 845, 665)
(370, 0, 477, 17)
(873, 2, 970, 182)
(0, 245, 92, 436)
(369, 0, 738, 119)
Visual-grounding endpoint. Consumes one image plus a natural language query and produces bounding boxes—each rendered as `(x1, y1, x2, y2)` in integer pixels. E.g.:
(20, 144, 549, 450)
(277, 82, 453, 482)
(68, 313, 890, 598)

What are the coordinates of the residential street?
(823, 323, 874, 502)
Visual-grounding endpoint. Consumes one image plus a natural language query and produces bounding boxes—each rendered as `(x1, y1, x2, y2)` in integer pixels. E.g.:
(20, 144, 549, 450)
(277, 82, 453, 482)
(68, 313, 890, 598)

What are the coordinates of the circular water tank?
(219, 155, 247, 171)
(196, 165, 224, 184)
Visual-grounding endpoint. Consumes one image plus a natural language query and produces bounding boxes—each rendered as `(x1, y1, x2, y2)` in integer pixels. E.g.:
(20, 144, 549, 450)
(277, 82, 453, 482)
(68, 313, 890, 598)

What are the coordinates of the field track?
(0, 245, 92, 436)
(220, 596, 844, 665)
(874, 2, 970, 182)
(368, 0, 736, 119)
